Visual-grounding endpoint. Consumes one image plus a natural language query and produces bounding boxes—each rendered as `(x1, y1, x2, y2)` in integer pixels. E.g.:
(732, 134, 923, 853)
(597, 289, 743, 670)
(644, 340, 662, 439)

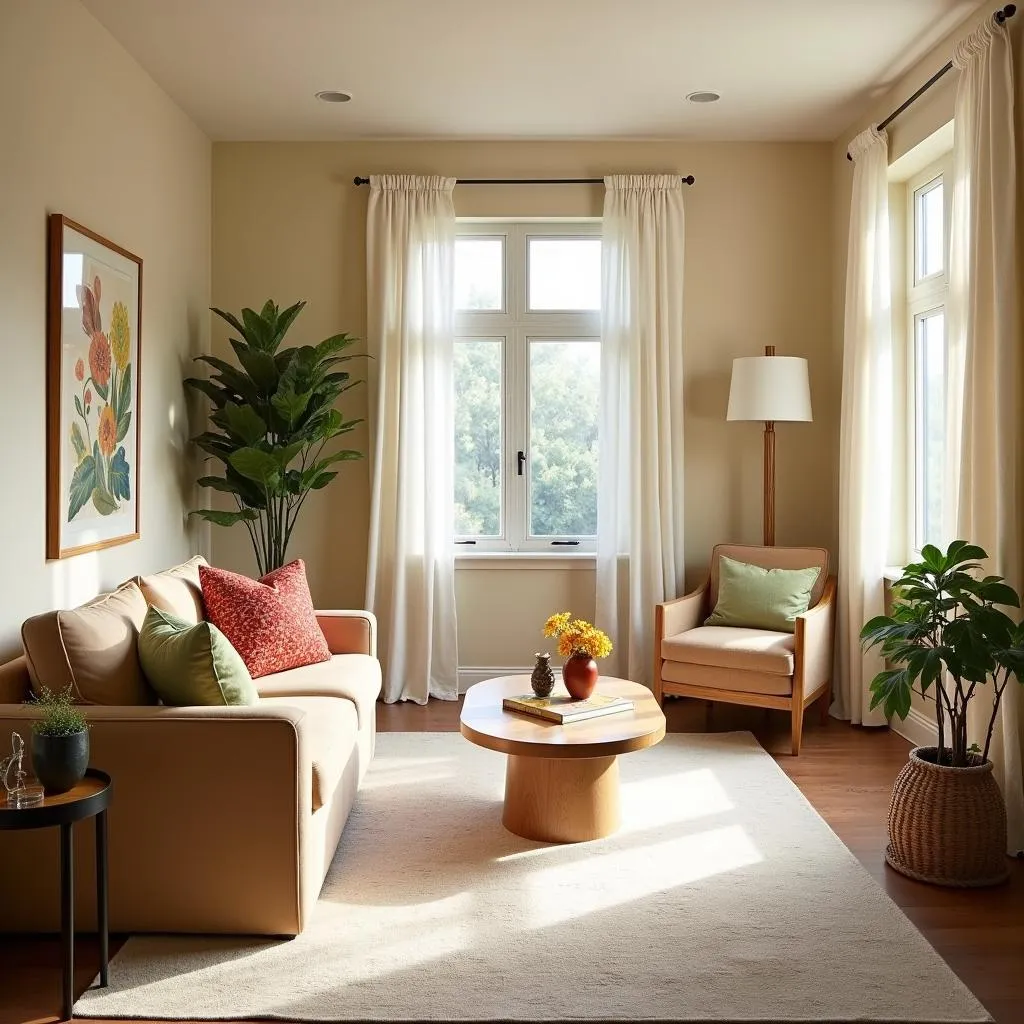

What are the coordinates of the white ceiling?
(82, 0, 982, 141)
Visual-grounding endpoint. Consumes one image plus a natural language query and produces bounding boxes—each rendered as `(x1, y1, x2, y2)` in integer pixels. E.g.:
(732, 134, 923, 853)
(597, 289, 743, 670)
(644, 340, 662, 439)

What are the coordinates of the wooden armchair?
(653, 544, 836, 755)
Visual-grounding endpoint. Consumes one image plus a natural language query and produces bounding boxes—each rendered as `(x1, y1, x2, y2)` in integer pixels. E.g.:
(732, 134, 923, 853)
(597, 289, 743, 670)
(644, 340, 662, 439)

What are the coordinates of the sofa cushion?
(139, 606, 258, 707)
(21, 582, 153, 705)
(200, 561, 331, 679)
(255, 655, 382, 730)
(136, 556, 207, 623)
(662, 625, 795, 676)
(259, 695, 359, 812)
(705, 555, 820, 633)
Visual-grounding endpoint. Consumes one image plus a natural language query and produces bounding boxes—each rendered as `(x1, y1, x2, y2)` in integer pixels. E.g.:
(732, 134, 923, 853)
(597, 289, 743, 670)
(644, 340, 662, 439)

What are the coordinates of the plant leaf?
(190, 508, 259, 527)
(241, 307, 272, 351)
(269, 301, 305, 352)
(109, 446, 131, 501)
(91, 483, 118, 516)
(220, 403, 267, 446)
(116, 409, 132, 444)
(70, 422, 87, 462)
(184, 377, 230, 407)
(228, 447, 280, 487)
(68, 455, 95, 520)
(235, 346, 279, 393)
(116, 364, 132, 421)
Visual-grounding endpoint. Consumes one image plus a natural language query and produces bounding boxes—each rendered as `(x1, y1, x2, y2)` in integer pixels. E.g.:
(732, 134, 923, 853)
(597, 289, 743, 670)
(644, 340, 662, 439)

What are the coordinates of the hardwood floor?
(2, 698, 1021, 1023)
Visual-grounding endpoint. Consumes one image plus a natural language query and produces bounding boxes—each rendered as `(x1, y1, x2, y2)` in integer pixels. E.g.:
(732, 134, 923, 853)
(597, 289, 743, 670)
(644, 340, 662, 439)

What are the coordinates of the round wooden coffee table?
(460, 675, 665, 843)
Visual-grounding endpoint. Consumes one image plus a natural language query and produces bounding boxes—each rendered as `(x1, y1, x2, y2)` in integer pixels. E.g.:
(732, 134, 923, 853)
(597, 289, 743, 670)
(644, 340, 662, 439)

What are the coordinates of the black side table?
(0, 768, 111, 1020)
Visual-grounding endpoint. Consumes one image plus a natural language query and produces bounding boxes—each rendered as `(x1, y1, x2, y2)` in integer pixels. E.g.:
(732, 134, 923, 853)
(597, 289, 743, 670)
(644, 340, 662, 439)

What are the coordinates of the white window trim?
(904, 156, 952, 558)
(455, 220, 601, 555)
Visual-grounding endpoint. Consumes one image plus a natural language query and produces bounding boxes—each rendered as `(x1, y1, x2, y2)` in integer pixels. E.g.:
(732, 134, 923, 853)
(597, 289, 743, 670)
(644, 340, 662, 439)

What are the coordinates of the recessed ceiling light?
(316, 90, 352, 103)
(686, 91, 721, 104)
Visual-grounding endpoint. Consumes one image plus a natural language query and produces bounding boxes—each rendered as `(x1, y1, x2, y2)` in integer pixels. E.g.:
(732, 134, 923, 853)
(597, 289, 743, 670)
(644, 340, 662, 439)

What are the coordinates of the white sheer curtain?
(834, 127, 893, 726)
(365, 175, 459, 704)
(596, 175, 686, 685)
(946, 17, 1024, 854)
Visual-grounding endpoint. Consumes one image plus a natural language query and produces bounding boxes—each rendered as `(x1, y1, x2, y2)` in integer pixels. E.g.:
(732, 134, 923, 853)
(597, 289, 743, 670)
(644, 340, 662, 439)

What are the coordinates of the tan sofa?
(0, 557, 381, 936)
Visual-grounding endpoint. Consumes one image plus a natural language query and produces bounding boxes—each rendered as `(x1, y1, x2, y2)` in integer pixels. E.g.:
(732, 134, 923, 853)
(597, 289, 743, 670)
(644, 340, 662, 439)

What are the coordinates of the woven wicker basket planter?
(886, 746, 1009, 887)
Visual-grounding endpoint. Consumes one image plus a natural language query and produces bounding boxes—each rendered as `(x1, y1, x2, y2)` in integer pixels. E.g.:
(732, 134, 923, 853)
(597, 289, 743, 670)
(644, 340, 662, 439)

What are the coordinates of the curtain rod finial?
(354, 176, 370, 186)
(997, 3, 1016, 21)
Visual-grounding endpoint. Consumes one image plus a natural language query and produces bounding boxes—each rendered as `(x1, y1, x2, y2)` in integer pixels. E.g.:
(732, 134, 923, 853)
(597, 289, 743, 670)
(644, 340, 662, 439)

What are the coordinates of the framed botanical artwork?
(46, 215, 142, 559)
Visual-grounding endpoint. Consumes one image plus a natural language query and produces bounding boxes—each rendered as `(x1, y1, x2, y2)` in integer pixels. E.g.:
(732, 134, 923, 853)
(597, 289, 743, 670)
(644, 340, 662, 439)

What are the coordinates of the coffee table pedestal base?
(502, 753, 620, 843)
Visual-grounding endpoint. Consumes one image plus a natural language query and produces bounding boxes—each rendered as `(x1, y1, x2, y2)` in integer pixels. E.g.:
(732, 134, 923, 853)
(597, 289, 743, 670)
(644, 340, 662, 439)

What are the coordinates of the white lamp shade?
(727, 356, 812, 422)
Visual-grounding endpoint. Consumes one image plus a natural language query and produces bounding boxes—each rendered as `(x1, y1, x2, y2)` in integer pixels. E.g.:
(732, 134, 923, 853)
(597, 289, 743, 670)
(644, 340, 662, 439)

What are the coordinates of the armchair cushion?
(661, 660, 793, 696)
(662, 625, 795, 676)
(705, 555, 820, 633)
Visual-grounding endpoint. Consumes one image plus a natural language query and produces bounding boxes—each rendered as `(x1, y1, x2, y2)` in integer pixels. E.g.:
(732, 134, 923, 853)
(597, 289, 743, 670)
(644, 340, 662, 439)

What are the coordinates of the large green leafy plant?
(186, 301, 362, 576)
(861, 541, 1024, 767)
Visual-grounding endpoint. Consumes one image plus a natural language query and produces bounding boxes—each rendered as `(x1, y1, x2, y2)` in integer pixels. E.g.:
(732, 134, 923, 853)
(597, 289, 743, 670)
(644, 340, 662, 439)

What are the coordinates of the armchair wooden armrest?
(794, 575, 837, 706)
(653, 582, 709, 703)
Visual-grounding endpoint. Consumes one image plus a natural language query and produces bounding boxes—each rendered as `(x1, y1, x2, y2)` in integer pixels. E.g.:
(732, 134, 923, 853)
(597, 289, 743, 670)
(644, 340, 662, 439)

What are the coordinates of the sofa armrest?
(795, 575, 837, 700)
(656, 582, 709, 641)
(316, 610, 377, 657)
(0, 702, 312, 935)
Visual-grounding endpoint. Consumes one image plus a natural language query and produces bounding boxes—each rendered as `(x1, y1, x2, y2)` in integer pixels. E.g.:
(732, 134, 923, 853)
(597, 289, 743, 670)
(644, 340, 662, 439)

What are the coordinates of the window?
(454, 222, 601, 552)
(905, 160, 951, 552)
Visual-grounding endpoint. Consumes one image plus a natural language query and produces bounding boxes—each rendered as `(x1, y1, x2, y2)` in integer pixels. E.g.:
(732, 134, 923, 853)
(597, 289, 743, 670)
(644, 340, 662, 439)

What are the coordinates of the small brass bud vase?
(531, 653, 555, 698)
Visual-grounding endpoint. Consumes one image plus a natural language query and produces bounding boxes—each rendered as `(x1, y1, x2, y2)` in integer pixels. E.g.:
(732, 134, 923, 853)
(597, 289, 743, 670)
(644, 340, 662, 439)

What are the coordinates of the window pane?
(915, 309, 946, 549)
(915, 179, 944, 280)
(529, 339, 600, 537)
(454, 339, 503, 536)
(455, 237, 503, 311)
(528, 238, 601, 311)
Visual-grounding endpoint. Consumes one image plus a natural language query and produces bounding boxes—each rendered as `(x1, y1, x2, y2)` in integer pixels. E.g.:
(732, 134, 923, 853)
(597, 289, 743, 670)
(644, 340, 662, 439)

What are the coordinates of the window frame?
(454, 220, 601, 554)
(904, 157, 952, 556)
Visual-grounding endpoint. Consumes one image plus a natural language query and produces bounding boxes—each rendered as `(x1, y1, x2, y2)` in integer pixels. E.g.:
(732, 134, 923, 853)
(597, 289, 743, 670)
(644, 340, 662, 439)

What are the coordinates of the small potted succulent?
(543, 613, 613, 700)
(861, 541, 1024, 886)
(28, 686, 90, 794)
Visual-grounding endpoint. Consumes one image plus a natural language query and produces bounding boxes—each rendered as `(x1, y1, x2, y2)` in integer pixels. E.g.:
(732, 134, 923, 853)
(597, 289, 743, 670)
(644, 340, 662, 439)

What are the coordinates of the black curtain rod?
(847, 3, 1016, 161)
(353, 175, 695, 186)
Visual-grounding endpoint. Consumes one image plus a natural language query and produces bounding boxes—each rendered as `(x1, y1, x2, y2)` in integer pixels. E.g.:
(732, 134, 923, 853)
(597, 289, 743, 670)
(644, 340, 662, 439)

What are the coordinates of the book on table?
(502, 692, 634, 724)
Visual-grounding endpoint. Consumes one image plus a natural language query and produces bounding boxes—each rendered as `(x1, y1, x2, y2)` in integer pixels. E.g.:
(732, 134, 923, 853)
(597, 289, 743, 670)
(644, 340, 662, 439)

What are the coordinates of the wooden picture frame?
(46, 214, 142, 559)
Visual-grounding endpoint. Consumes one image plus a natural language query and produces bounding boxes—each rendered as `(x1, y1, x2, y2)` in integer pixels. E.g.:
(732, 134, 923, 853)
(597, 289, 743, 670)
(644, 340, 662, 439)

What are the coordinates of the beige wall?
(212, 140, 834, 669)
(0, 1, 211, 656)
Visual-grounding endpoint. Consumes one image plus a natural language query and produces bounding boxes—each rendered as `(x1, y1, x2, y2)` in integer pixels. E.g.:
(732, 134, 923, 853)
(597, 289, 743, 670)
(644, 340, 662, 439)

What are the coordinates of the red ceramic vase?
(562, 654, 599, 700)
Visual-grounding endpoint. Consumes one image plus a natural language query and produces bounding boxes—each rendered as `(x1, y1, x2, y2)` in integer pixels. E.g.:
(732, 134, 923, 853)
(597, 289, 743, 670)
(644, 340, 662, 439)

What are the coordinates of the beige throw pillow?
(136, 555, 208, 623)
(22, 581, 154, 705)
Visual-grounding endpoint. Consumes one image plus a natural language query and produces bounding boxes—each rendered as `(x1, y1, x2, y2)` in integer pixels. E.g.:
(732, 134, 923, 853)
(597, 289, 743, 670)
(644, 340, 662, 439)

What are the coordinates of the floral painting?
(47, 216, 142, 559)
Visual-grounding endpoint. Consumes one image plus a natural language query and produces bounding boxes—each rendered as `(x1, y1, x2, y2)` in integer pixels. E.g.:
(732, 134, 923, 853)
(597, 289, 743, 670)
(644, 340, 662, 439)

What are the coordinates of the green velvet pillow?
(705, 555, 821, 633)
(138, 606, 258, 706)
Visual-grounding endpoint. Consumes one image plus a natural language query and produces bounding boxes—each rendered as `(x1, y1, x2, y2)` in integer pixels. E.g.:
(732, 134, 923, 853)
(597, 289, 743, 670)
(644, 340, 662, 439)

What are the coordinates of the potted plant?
(186, 300, 364, 576)
(861, 541, 1024, 886)
(28, 686, 90, 794)
(543, 613, 613, 700)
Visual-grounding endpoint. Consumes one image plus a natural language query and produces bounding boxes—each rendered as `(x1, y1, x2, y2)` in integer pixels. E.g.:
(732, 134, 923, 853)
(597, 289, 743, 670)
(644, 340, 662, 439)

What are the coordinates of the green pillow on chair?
(705, 554, 821, 633)
(138, 606, 258, 706)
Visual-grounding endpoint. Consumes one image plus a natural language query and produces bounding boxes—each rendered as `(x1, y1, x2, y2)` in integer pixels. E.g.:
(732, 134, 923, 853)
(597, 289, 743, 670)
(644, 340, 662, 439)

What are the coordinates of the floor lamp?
(727, 346, 812, 546)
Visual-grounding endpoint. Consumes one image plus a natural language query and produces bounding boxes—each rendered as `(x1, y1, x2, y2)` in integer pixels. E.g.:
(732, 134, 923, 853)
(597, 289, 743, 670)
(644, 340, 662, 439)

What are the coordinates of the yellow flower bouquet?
(543, 612, 612, 700)
(543, 613, 613, 660)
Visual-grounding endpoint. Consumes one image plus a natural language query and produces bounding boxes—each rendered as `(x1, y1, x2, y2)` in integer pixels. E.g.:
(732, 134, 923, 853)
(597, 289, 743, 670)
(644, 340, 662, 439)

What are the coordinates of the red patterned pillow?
(199, 560, 330, 678)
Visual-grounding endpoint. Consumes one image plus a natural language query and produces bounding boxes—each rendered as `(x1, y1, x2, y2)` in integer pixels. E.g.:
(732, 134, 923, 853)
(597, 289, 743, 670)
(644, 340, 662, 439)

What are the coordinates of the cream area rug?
(77, 732, 990, 1022)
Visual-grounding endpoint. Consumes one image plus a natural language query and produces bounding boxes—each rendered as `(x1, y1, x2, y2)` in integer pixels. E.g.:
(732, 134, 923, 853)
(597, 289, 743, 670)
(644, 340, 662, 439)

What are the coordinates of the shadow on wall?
(179, 302, 211, 556)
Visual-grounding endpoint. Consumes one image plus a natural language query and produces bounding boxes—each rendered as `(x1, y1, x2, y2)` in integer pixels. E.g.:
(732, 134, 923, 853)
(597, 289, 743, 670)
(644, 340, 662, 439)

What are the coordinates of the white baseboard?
(457, 666, 533, 694)
(890, 707, 938, 748)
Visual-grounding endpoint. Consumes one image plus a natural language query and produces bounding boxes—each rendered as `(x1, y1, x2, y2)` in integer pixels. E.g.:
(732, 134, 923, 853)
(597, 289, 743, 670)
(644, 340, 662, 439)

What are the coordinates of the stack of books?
(502, 691, 633, 724)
